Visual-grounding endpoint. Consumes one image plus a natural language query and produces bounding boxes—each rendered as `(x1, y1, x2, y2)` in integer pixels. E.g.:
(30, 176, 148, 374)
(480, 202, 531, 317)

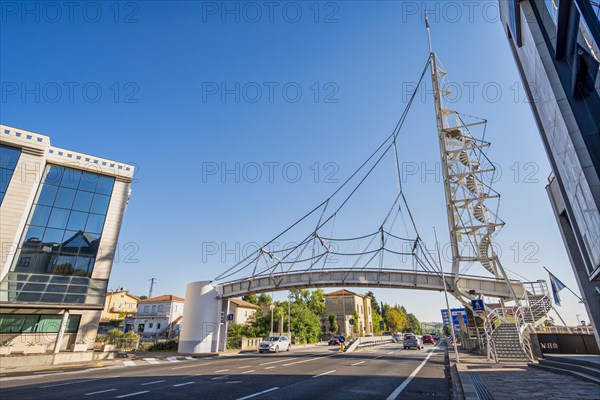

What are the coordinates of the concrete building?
(132, 295, 184, 339)
(498, 0, 600, 344)
(0, 124, 134, 354)
(228, 298, 259, 325)
(322, 289, 372, 337)
(101, 289, 140, 322)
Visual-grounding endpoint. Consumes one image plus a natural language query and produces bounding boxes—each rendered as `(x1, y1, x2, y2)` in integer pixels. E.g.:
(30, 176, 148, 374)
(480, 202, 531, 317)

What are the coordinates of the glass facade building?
(499, 0, 600, 344)
(0, 125, 134, 354)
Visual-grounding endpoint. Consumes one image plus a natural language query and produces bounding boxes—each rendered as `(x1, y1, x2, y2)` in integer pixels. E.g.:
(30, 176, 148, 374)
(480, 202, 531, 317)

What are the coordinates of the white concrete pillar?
(54, 310, 69, 354)
(178, 281, 222, 354)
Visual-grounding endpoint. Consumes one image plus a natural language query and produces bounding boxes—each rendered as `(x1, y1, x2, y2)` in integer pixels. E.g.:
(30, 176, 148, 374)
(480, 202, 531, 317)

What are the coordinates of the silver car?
(403, 334, 423, 350)
(258, 336, 291, 353)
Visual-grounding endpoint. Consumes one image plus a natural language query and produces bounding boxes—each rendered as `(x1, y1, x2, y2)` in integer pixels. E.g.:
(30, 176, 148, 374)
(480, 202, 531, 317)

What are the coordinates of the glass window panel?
(50, 276, 70, 283)
(95, 175, 115, 195)
(0, 315, 25, 333)
(66, 315, 81, 333)
(0, 144, 21, 166)
(23, 283, 47, 292)
(43, 165, 64, 186)
(61, 231, 81, 254)
(78, 171, 98, 192)
(46, 284, 67, 293)
(90, 194, 110, 215)
(36, 315, 62, 332)
(51, 255, 77, 275)
(67, 285, 87, 294)
(85, 214, 105, 234)
(66, 211, 88, 232)
(60, 169, 82, 189)
(70, 277, 88, 285)
(42, 228, 65, 245)
(16, 292, 42, 302)
(72, 191, 93, 212)
(36, 184, 58, 206)
(48, 208, 71, 229)
(22, 315, 39, 332)
(30, 205, 52, 227)
(24, 226, 45, 242)
(53, 187, 76, 209)
(41, 293, 65, 303)
(74, 257, 93, 276)
(29, 275, 50, 282)
(64, 295, 85, 304)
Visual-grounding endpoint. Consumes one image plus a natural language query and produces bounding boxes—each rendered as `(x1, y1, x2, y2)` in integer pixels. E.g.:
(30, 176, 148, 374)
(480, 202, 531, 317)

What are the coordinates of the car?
(328, 335, 343, 346)
(392, 333, 402, 343)
(258, 336, 291, 353)
(403, 334, 423, 349)
(422, 334, 435, 344)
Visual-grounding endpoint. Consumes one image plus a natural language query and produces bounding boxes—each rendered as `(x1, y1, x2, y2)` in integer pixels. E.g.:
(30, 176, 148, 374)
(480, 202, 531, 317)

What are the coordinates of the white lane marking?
(238, 365, 252, 369)
(214, 369, 229, 373)
(173, 382, 195, 387)
(373, 356, 382, 359)
(282, 355, 334, 366)
(141, 380, 165, 386)
(143, 358, 160, 364)
(312, 370, 336, 378)
(259, 357, 293, 366)
(40, 378, 102, 388)
(123, 361, 137, 367)
(386, 346, 438, 400)
(387, 351, 394, 354)
(264, 366, 275, 370)
(242, 370, 255, 374)
(226, 381, 243, 384)
(34, 370, 64, 374)
(115, 391, 149, 398)
(167, 357, 180, 362)
(85, 389, 117, 396)
(211, 375, 229, 380)
(236, 387, 279, 400)
(351, 361, 365, 366)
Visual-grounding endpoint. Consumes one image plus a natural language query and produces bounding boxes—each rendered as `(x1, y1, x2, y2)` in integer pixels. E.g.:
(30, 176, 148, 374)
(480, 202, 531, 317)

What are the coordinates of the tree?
(372, 312, 383, 334)
(242, 294, 259, 304)
(308, 289, 326, 317)
(352, 311, 360, 334)
(365, 291, 380, 315)
(139, 296, 148, 300)
(328, 314, 339, 333)
(407, 313, 421, 335)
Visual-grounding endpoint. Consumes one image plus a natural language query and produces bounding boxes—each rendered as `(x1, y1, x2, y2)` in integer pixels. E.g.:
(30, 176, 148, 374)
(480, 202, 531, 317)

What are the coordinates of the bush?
(108, 329, 124, 340)
(146, 340, 179, 352)
(95, 334, 109, 343)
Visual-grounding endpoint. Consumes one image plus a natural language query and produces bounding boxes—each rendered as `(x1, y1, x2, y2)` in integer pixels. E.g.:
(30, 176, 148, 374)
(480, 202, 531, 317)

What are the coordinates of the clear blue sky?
(1, 1, 588, 325)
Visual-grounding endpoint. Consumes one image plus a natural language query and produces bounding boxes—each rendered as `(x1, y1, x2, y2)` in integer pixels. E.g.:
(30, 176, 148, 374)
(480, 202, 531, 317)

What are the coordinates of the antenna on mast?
(425, 8, 433, 55)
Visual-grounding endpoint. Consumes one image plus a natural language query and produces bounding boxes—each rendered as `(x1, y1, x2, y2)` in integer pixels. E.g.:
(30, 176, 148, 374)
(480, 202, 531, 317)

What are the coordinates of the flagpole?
(543, 266, 585, 302)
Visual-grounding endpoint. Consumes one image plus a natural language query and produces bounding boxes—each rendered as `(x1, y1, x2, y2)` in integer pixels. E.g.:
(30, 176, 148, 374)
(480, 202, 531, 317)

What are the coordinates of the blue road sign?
(227, 313, 234, 321)
(471, 299, 484, 312)
(379, 320, 385, 331)
(339, 336, 346, 344)
(441, 308, 468, 331)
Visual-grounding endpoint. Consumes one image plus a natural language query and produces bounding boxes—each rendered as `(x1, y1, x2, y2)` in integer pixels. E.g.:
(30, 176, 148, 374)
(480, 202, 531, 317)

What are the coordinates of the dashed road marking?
(242, 370, 255, 374)
(236, 387, 279, 400)
(214, 369, 229, 373)
(173, 382, 195, 387)
(264, 366, 275, 370)
(312, 370, 336, 378)
(238, 365, 252, 369)
(41, 378, 103, 388)
(115, 391, 149, 398)
(85, 389, 117, 396)
(141, 380, 165, 386)
(211, 375, 229, 380)
(351, 361, 365, 366)
(259, 358, 293, 366)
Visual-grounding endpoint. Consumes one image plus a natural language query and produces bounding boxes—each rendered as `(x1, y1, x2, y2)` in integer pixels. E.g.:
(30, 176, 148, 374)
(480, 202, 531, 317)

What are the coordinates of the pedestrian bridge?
(219, 268, 526, 299)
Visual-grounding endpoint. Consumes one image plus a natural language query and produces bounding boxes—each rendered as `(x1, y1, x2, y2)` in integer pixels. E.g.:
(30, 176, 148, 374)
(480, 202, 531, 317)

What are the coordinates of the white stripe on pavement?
(41, 378, 103, 388)
(173, 382, 195, 387)
(312, 370, 336, 378)
(123, 361, 137, 367)
(144, 358, 160, 364)
(85, 389, 117, 396)
(386, 346, 438, 400)
(351, 361, 365, 366)
(236, 387, 279, 400)
(241, 370, 255, 374)
(258, 358, 293, 366)
(214, 369, 229, 373)
(115, 391, 149, 398)
(141, 380, 165, 386)
(238, 365, 252, 369)
(282, 355, 334, 366)
(264, 366, 275, 370)
(171, 364, 200, 370)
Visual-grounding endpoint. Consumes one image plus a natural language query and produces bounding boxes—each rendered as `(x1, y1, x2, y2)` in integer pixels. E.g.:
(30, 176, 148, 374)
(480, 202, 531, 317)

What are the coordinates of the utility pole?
(148, 278, 156, 299)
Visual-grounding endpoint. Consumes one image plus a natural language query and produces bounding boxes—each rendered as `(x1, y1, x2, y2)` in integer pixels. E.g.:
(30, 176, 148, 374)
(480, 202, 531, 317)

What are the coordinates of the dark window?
(0, 144, 21, 204)
(0, 314, 80, 333)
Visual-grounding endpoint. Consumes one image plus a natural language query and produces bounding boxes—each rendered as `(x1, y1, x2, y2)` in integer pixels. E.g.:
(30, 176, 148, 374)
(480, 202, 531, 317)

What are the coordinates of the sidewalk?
(449, 347, 599, 399)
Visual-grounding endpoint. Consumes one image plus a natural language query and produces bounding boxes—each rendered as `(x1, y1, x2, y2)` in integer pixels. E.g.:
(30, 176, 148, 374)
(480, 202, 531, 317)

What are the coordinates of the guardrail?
(345, 336, 393, 353)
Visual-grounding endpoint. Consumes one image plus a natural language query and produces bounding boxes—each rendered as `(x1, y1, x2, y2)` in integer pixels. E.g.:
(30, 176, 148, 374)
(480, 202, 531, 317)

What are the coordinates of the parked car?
(422, 334, 435, 344)
(258, 336, 291, 353)
(328, 335, 343, 346)
(403, 334, 423, 350)
(392, 333, 402, 343)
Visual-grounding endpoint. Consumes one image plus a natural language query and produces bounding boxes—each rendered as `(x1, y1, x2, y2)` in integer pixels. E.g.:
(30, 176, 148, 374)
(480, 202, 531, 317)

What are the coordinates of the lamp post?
(287, 292, 291, 338)
(270, 304, 275, 336)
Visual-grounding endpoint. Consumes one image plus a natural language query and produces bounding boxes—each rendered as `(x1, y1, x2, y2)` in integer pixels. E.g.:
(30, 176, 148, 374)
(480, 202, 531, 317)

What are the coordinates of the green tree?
(328, 314, 339, 333)
(365, 291, 380, 315)
(352, 311, 360, 334)
(372, 312, 383, 334)
(138, 296, 148, 300)
(242, 294, 259, 304)
(308, 289, 326, 317)
(407, 313, 421, 335)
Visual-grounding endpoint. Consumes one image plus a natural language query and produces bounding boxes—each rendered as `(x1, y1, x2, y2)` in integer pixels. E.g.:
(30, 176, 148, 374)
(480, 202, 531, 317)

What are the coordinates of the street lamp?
(287, 292, 291, 338)
(270, 304, 275, 336)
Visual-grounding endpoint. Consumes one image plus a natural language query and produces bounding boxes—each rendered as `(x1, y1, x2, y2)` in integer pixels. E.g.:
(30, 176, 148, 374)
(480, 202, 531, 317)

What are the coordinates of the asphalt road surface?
(0, 343, 450, 400)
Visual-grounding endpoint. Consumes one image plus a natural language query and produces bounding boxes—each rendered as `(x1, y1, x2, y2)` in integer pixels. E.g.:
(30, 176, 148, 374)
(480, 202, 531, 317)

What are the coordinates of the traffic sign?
(227, 313, 234, 321)
(349, 319, 354, 326)
(471, 299, 485, 318)
(379, 321, 385, 331)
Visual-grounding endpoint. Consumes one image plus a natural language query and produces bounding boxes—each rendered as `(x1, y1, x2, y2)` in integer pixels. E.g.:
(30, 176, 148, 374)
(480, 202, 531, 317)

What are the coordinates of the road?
(0, 343, 449, 400)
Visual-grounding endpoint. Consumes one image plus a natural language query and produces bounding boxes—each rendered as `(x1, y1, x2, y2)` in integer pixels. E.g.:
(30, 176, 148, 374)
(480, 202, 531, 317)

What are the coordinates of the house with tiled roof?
(229, 298, 260, 325)
(129, 294, 185, 338)
(322, 289, 372, 337)
(101, 289, 141, 321)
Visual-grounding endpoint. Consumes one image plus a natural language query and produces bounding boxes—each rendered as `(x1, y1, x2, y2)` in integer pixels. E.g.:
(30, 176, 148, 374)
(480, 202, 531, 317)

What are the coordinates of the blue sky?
(1, 1, 588, 324)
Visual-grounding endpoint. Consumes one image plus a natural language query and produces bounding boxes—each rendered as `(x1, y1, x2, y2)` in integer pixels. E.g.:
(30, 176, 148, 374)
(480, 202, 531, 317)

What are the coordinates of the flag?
(548, 270, 567, 306)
